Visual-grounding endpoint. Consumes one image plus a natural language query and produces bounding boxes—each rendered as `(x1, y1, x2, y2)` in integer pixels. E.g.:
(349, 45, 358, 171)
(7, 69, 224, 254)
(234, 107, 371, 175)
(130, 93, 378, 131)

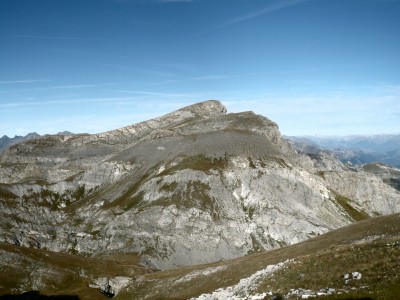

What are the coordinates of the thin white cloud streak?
(158, 67, 333, 85)
(137, 69, 177, 78)
(158, 73, 273, 85)
(0, 97, 139, 109)
(95, 63, 134, 71)
(161, 75, 232, 84)
(10, 34, 112, 41)
(220, 0, 312, 27)
(36, 46, 101, 56)
(0, 79, 51, 85)
(95, 63, 178, 78)
(115, 90, 196, 97)
(31, 83, 122, 91)
(0, 94, 202, 110)
(150, 60, 199, 73)
(0, 82, 123, 93)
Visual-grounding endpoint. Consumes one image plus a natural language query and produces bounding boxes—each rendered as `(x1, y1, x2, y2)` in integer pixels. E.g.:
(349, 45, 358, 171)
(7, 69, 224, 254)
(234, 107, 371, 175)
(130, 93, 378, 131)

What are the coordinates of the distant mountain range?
(285, 134, 400, 168)
(0, 133, 41, 153)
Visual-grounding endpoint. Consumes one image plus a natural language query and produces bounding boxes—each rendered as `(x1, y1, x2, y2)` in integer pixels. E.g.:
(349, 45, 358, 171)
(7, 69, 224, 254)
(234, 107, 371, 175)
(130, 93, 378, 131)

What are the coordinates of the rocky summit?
(0, 100, 399, 272)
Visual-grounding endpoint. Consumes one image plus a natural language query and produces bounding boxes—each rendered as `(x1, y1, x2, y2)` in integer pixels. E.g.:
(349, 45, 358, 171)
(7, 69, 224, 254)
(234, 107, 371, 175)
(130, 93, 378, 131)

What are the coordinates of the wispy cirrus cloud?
(0, 82, 122, 93)
(0, 79, 51, 85)
(149, 60, 199, 73)
(220, 0, 312, 27)
(114, 90, 195, 97)
(157, 68, 326, 85)
(10, 34, 112, 41)
(0, 97, 137, 109)
(30, 83, 122, 91)
(158, 73, 255, 85)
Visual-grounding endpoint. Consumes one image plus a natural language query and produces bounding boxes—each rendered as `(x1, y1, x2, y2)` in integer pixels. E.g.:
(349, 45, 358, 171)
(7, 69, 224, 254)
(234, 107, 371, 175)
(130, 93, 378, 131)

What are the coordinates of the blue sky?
(1, 0, 399, 137)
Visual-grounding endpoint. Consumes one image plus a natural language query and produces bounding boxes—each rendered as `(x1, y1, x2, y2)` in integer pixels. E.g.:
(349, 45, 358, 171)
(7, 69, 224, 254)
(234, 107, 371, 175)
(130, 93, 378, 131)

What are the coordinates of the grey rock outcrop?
(0, 100, 399, 270)
(288, 138, 400, 216)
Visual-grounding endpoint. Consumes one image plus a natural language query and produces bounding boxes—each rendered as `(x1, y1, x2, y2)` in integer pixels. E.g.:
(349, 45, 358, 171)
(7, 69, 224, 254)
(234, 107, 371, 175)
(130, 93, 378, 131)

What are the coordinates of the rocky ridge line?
(0, 100, 399, 271)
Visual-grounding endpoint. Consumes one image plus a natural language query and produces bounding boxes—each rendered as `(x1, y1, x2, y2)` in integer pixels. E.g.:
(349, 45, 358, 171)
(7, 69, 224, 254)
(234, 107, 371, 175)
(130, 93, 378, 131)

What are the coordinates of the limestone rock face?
(0, 100, 399, 270)
(289, 141, 400, 216)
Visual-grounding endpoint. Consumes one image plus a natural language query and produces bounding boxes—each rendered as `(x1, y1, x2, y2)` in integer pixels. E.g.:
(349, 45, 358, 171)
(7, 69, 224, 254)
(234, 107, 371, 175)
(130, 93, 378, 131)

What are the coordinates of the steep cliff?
(0, 100, 399, 271)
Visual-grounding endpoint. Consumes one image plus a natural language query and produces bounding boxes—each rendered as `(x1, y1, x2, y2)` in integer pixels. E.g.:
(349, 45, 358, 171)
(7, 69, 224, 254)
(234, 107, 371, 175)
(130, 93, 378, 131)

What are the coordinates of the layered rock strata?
(1, 100, 399, 269)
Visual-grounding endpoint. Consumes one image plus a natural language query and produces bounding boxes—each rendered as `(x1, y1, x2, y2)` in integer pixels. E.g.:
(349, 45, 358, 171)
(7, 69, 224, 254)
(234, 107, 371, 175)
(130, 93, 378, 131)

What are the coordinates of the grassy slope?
(122, 213, 400, 299)
(1, 214, 399, 300)
(0, 244, 151, 300)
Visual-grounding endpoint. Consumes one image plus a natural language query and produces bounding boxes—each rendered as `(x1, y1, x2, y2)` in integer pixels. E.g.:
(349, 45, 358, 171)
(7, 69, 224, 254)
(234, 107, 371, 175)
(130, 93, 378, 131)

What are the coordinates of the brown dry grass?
(256, 237, 400, 298)
(1, 214, 399, 300)
(0, 243, 151, 300)
(119, 213, 400, 299)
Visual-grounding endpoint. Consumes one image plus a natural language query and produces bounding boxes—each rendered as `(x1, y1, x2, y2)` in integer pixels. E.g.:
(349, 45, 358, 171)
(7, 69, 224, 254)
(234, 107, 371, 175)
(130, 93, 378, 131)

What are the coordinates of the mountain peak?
(176, 100, 227, 117)
(1, 100, 399, 273)
(90, 100, 227, 145)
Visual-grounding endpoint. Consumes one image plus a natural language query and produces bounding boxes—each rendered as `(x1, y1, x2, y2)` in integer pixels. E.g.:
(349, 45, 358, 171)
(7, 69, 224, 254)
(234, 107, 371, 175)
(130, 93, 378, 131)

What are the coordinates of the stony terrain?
(0, 100, 399, 297)
(1, 213, 399, 299)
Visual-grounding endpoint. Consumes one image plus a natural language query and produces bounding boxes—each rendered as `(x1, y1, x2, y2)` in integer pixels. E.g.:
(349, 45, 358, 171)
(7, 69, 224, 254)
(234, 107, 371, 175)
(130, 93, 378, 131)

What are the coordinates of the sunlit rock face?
(1, 100, 399, 269)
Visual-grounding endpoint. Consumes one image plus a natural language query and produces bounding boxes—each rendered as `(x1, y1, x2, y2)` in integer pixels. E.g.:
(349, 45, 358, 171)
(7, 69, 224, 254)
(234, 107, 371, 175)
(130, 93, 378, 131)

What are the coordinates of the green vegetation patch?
(243, 204, 255, 219)
(332, 192, 370, 222)
(248, 233, 264, 254)
(140, 181, 218, 217)
(0, 242, 148, 300)
(158, 154, 229, 176)
(123, 191, 145, 212)
(20, 185, 88, 210)
(0, 184, 17, 200)
(71, 185, 86, 200)
(160, 181, 178, 193)
(248, 157, 257, 169)
(101, 172, 149, 211)
(64, 171, 85, 182)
